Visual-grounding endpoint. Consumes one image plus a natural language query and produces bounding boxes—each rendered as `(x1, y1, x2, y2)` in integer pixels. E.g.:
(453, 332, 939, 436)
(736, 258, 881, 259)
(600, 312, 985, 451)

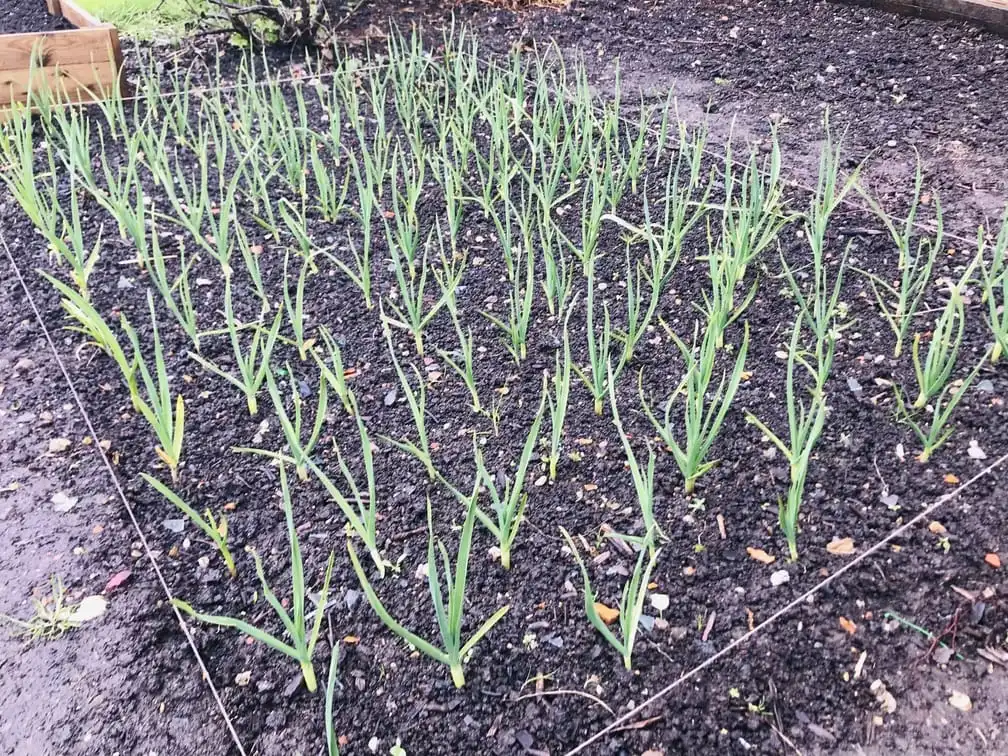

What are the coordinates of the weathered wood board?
(1, 0, 123, 116)
(842, 0, 1008, 34)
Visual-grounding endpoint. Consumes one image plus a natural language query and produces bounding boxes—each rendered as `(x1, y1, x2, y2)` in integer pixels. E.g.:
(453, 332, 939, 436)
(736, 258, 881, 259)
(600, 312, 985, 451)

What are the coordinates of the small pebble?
(770, 569, 790, 587)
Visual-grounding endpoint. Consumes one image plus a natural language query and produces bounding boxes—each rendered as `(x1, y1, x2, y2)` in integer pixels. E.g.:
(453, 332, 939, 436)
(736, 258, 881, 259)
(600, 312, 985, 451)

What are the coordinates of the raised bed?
(0, 0, 123, 117)
(842, 0, 1008, 34)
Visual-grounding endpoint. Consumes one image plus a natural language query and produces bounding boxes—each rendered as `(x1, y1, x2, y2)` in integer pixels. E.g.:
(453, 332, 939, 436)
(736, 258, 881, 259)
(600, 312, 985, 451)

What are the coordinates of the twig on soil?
(883, 609, 965, 662)
(563, 449, 1008, 755)
(516, 689, 615, 716)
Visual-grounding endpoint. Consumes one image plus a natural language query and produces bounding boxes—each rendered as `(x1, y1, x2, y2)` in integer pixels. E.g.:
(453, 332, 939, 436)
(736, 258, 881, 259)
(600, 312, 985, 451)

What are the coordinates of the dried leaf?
(985, 553, 1001, 569)
(928, 521, 947, 535)
(746, 547, 776, 564)
(342, 635, 360, 645)
(948, 690, 972, 712)
(48, 437, 71, 453)
(826, 537, 856, 555)
(69, 595, 107, 623)
(944, 473, 960, 484)
(103, 570, 131, 594)
(594, 602, 620, 625)
(839, 616, 857, 635)
(51, 491, 78, 513)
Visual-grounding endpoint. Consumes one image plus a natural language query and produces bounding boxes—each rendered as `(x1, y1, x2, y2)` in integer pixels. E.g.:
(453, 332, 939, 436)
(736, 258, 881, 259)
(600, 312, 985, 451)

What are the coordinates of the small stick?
(516, 689, 615, 716)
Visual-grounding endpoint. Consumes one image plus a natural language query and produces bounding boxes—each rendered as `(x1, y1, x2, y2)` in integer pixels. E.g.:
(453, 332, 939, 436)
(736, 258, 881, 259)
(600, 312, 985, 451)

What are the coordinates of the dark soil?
(1, 0, 72, 33)
(0, 2, 1007, 755)
(457, 0, 1008, 236)
(0, 254, 231, 755)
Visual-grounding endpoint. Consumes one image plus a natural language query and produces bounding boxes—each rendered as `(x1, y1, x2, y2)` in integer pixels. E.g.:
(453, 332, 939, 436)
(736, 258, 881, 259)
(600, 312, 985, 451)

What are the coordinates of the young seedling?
(40, 270, 133, 380)
(325, 643, 341, 756)
(146, 219, 200, 352)
(466, 390, 546, 569)
(539, 216, 574, 318)
(698, 229, 759, 349)
(283, 251, 317, 361)
(720, 133, 788, 281)
(782, 125, 861, 375)
(121, 292, 186, 482)
(854, 163, 941, 357)
(609, 376, 663, 551)
(546, 322, 574, 481)
(560, 527, 659, 670)
(438, 294, 483, 413)
(174, 463, 335, 693)
(380, 317, 436, 480)
(912, 284, 966, 409)
(331, 151, 376, 310)
(614, 245, 651, 367)
(304, 395, 384, 577)
(978, 211, 1008, 363)
(142, 473, 235, 578)
(0, 127, 101, 298)
(188, 275, 283, 416)
(642, 321, 750, 494)
(745, 319, 829, 560)
(347, 493, 510, 688)
(263, 366, 329, 482)
(313, 326, 355, 416)
(483, 241, 535, 364)
(384, 229, 461, 356)
(895, 355, 986, 462)
(572, 266, 618, 415)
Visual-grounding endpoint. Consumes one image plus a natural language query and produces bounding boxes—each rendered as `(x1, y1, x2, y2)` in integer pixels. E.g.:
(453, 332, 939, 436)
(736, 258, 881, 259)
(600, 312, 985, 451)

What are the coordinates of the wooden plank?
(46, 0, 62, 15)
(58, 0, 105, 29)
(0, 61, 117, 107)
(839, 0, 1008, 33)
(0, 29, 119, 70)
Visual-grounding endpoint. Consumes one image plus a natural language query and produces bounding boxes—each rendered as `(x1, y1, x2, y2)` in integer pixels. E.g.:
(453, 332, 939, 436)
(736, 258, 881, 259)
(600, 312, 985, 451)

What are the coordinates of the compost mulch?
(0, 1, 1007, 755)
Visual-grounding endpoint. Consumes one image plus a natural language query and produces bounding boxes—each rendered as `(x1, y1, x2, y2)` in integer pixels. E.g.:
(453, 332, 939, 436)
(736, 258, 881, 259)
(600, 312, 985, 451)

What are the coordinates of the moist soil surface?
(458, 0, 1008, 237)
(1, 2, 1007, 756)
(1, 0, 71, 33)
(0, 254, 229, 755)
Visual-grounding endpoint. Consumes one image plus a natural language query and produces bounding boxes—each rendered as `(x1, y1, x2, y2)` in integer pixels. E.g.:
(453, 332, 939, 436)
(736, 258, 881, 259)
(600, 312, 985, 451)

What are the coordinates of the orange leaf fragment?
(826, 537, 856, 555)
(594, 602, 620, 625)
(746, 547, 776, 565)
(944, 473, 960, 484)
(839, 616, 857, 635)
(928, 521, 947, 535)
(986, 553, 1002, 568)
(342, 635, 360, 645)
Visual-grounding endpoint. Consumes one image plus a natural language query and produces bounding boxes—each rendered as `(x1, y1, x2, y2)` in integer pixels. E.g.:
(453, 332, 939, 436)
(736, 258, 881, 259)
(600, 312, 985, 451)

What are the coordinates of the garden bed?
(1, 4, 1007, 755)
(0, 0, 123, 117)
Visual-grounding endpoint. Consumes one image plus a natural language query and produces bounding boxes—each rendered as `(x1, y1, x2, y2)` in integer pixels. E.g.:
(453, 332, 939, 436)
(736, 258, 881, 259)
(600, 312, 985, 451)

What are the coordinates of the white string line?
(0, 236, 249, 756)
(14, 50, 397, 116)
(564, 449, 1008, 755)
